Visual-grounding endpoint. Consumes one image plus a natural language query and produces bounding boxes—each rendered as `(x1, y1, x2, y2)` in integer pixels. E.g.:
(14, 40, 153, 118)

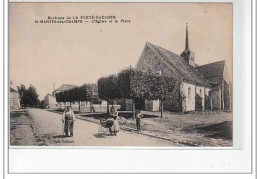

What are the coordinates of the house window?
(188, 87, 191, 100)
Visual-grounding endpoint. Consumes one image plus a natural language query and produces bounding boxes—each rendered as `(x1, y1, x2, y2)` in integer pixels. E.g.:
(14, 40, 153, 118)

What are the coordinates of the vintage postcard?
(9, 2, 233, 147)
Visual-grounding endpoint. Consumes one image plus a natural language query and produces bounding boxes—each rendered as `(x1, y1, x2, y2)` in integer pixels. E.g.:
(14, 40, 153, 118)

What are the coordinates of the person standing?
(111, 110, 120, 136)
(107, 108, 120, 136)
(62, 106, 76, 137)
(135, 110, 143, 131)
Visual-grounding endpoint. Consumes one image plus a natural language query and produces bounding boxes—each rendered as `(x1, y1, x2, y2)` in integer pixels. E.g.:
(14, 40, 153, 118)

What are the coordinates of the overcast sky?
(9, 3, 232, 100)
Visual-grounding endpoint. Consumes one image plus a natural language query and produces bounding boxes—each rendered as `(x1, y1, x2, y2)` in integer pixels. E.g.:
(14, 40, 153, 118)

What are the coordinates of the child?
(135, 110, 143, 131)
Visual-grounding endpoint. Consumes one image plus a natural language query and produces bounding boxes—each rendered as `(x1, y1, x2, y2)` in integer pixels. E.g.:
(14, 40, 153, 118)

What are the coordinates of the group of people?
(61, 106, 143, 137)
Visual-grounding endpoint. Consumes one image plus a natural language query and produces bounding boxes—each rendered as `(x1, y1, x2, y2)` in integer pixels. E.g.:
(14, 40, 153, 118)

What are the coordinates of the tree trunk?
(79, 101, 80, 112)
(90, 101, 93, 113)
(160, 100, 163, 118)
(132, 98, 136, 120)
(210, 98, 213, 111)
(107, 100, 109, 115)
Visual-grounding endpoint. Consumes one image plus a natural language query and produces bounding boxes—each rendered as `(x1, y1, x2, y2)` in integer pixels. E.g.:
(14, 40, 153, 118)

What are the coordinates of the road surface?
(11, 108, 174, 146)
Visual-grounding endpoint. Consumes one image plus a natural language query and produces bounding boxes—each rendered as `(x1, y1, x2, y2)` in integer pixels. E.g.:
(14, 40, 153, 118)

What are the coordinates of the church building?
(135, 24, 232, 112)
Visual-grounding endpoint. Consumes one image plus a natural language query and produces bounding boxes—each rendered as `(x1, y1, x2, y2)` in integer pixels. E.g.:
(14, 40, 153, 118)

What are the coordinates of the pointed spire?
(185, 23, 189, 50)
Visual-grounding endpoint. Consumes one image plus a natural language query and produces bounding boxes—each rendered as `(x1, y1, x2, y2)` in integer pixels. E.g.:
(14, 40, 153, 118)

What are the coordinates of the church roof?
(54, 84, 78, 92)
(146, 42, 211, 87)
(196, 60, 225, 84)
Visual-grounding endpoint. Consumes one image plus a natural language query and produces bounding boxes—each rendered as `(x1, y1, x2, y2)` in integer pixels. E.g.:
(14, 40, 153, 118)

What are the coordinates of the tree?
(17, 84, 40, 108)
(98, 75, 120, 114)
(17, 84, 26, 107)
(56, 84, 99, 112)
(130, 70, 179, 117)
(98, 67, 181, 118)
(117, 67, 135, 99)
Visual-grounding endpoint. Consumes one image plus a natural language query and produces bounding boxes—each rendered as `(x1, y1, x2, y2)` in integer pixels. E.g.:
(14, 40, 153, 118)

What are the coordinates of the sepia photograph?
(9, 2, 233, 147)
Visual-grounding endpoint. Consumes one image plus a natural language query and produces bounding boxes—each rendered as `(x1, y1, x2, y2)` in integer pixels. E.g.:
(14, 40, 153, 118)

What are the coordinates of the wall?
(195, 86, 205, 110)
(195, 85, 211, 111)
(181, 82, 196, 111)
(210, 89, 221, 110)
(10, 92, 19, 99)
(44, 95, 58, 109)
(180, 82, 211, 111)
(125, 99, 133, 111)
(145, 100, 160, 111)
(10, 92, 20, 110)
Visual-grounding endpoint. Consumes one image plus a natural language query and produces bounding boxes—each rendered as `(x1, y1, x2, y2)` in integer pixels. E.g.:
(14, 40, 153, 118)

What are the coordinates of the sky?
(9, 3, 233, 100)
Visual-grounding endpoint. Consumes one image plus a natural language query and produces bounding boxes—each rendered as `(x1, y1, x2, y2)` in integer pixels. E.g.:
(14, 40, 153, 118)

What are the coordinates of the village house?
(10, 87, 20, 110)
(52, 84, 78, 97)
(42, 84, 79, 109)
(133, 24, 232, 112)
(43, 93, 57, 109)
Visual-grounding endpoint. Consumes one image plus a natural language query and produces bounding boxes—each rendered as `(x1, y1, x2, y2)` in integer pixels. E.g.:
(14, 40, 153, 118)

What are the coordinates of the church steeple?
(185, 23, 189, 50)
(181, 23, 195, 67)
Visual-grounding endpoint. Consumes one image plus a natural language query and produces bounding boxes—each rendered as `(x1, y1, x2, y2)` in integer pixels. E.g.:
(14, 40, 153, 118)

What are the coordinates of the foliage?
(117, 67, 135, 99)
(98, 67, 179, 102)
(56, 84, 99, 103)
(130, 70, 178, 101)
(97, 74, 120, 101)
(17, 84, 40, 108)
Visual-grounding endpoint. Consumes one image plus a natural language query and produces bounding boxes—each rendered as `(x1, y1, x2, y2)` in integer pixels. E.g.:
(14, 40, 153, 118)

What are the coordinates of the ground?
(10, 107, 232, 147)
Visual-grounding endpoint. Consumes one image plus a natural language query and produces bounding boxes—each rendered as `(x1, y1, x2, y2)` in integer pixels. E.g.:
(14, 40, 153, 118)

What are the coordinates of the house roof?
(46, 93, 55, 97)
(196, 60, 225, 84)
(10, 87, 18, 92)
(146, 42, 211, 87)
(54, 84, 78, 92)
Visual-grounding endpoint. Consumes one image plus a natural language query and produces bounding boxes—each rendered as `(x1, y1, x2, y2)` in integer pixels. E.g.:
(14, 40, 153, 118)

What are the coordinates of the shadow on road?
(196, 121, 233, 140)
(93, 133, 113, 138)
(82, 112, 158, 120)
(53, 135, 67, 139)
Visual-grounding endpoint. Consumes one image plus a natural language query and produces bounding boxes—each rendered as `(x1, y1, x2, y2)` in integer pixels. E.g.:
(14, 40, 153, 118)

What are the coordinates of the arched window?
(188, 87, 191, 100)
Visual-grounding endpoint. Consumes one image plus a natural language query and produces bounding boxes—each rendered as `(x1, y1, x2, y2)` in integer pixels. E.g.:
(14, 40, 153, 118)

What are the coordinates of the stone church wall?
(181, 82, 196, 111)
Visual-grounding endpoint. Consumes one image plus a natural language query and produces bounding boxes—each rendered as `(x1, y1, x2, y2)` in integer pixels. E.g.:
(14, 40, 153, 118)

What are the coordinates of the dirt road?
(10, 109, 174, 146)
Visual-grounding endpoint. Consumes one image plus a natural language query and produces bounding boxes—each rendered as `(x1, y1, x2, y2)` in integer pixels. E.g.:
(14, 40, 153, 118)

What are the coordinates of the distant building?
(51, 84, 79, 107)
(10, 87, 20, 110)
(52, 84, 78, 96)
(43, 94, 57, 109)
